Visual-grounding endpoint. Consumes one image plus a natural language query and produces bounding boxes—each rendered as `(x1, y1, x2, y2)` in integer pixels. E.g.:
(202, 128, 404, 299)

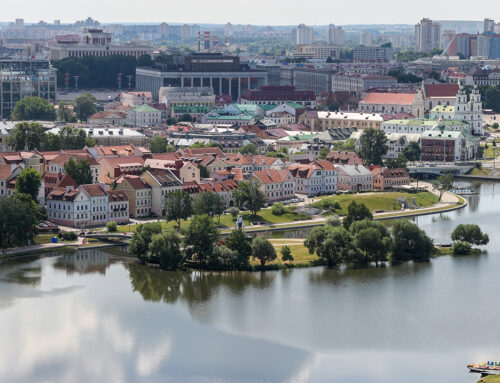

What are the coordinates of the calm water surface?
(0, 181, 499, 383)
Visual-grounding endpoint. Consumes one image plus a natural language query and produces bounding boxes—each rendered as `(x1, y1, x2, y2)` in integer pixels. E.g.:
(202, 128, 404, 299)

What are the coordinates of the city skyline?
(0, 0, 496, 26)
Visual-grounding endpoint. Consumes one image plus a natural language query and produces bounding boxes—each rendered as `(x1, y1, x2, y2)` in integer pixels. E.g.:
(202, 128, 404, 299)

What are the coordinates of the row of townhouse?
(46, 184, 130, 228)
(251, 161, 410, 200)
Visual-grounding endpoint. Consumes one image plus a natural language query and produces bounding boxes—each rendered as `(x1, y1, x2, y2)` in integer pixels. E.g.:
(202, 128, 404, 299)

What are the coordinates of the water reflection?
(128, 264, 275, 307)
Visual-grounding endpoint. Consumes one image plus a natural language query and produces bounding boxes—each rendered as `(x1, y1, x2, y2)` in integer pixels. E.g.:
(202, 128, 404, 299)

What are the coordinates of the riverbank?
(478, 376, 500, 383)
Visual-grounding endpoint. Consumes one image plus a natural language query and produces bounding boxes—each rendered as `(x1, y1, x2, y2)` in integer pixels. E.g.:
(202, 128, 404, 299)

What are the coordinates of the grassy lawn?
(34, 234, 57, 244)
(482, 142, 500, 158)
(118, 192, 442, 234)
(311, 192, 438, 215)
(249, 239, 319, 266)
(468, 167, 493, 176)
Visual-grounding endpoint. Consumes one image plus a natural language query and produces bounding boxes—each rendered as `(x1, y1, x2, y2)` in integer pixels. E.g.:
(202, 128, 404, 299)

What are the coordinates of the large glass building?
(0, 58, 57, 119)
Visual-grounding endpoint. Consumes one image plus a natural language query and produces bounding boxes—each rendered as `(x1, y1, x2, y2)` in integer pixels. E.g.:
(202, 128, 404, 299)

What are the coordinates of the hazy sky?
(1, 0, 496, 25)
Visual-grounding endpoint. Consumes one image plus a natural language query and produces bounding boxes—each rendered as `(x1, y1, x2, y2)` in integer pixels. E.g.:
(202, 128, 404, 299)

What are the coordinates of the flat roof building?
(136, 53, 268, 101)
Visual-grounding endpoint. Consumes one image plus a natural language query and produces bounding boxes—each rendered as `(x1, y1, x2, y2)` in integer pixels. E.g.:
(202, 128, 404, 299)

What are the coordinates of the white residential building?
(288, 160, 338, 197)
(126, 105, 162, 127)
(252, 169, 295, 202)
(336, 164, 373, 192)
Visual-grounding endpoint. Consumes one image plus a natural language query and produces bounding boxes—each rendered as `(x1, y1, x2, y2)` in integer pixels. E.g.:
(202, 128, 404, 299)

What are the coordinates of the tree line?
(11, 94, 97, 122)
(7, 122, 95, 152)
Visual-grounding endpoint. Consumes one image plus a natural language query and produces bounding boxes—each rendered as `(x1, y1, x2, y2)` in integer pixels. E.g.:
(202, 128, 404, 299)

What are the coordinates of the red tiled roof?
(108, 190, 129, 202)
(50, 153, 99, 166)
(253, 169, 290, 184)
(177, 147, 225, 158)
(360, 92, 416, 105)
(423, 83, 459, 98)
(47, 187, 81, 201)
(99, 156, 145, 168)
(122, 175, 149, 190)
(80, 184, 107, 197)
(0, 164, 13, 179)
(151, 152, 180, 161)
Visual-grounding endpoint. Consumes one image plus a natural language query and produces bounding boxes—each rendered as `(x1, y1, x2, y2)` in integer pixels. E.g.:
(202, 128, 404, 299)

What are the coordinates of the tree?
(281, 245, 293, 263)
(325, 214, 341, 227)
(318, 146, 330, 160)
(164, 190, 193, 228)
(452, 241, 472, 255)
(391, 219, 435, 262)
(350, 219, 392, 265)
(225, 228, 252, 268)
(137, 54, 154, 67)
(7, 122, 46, 151)
(74, 93, 97, 122)
(184, 214, 220, 265)
(106, 221, 118, 232)
(149, 136, 174, 153)
(64, 157, 93, 185)
(178, 114, 193, 122)
(386, 153, 408, 170)
(239, 143, 258, 155)
(192, 192, 227, 222)
(11, 97, 56, 121)
(359, 128, 388, 165)
(59, 126, 88, 150)
(41, 132, 62, 151)
(57, 102, 77, 122)
(343, 201, 373, 229)
(128, 222, 162, 260)
(451, 224, 489, 246)
(434, 172, 454, 201)
(0, 197, 38, 248)
(229, 207, 239, 222)
(15, 168, 41, 202)
(252, 237, 277, 266)
(304, 226, 357, 268)
(149, 230, 184, 270)
(332, 138, 356, 152)
(232, 181, 267, 216)
(402, 141, 421, 162)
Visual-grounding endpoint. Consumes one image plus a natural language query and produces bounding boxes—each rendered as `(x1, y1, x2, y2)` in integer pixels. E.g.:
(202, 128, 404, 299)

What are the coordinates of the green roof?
(384, 119, 437, 126)
(259, 104, 278, 110)
(422, 129, 479, 141)
(132, 105, 160, 113)
(286, 102, 306, 109)
(286, 133, 319, 141)
(205, 114, 254, 121)
(234, 104, 260, 112)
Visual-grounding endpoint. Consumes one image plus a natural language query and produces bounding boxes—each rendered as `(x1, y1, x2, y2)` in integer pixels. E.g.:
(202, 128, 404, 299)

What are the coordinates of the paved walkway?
(1, 238, 84, 258)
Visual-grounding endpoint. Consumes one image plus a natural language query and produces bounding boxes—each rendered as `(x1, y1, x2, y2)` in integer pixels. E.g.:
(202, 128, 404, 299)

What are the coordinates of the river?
(0, 181, 498, 383)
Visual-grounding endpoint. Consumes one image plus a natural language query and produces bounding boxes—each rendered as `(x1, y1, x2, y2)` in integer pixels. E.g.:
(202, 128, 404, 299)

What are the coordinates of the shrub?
(281, 245, 293, 263)
(106, 221, 118, 232)
(228, 207, 240, 222)
(58, 231, 77, 241)
(325, 214, 341, 227)
(453, 241, 472, 255)
(271, 202, 287, 216)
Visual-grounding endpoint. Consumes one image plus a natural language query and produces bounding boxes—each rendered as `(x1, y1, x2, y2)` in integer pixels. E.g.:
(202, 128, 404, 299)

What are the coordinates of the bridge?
(408, 162, 474, 177)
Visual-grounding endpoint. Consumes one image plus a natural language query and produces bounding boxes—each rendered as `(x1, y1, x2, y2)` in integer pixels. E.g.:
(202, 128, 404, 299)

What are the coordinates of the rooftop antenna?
(73, 75, 79, 91)
(64, 73, 70, 90)
(117, 72, 123, 89)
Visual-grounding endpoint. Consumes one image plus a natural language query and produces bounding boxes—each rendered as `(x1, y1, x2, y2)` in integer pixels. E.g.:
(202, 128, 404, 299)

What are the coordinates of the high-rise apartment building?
(327, 25, 345, 46)
(296, 24, 314, 45)
(415, 18, 442, 52)
(360, 32, 371, 46)
(484, 18, 495, 33)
